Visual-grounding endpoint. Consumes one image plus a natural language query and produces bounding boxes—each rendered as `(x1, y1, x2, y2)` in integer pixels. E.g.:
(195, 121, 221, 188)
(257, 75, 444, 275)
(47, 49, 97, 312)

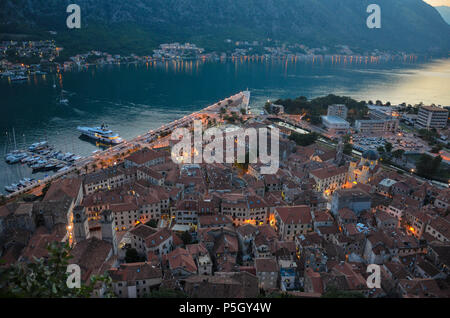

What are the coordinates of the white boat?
(10, 75, 28, 81)
(58, 166, 70, 172)
(5, 155, 20, 164)
(55, 163, 65, 169)
(5, 184, 19, 193)
(29, 141, 48, 151)
(5, 152, 27, 164)
(77, 124, 124, 145)
(31, 160, 48, 170)
(1, 71, 14, 77)
(19, 178, 34, 186)
(62, 152, 74, 161)
(59, 98, 69, 105)
(27, 156, 40, 165)
(44, 162, 57, 170)
(20, 156, 32, 163)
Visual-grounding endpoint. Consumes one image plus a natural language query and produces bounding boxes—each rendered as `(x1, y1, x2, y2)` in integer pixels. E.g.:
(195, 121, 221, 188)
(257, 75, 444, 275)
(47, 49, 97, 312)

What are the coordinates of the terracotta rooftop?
(130, 224, 158, 239)
(145, 228, 172, 249)
(70, 237, 113, 282)
(109, 262, 162, 282)
(166, 247, 197, 273)
(43, 177, 82, 202)
(199, 215, 233, 227)
(255, 257, 278, 273)
(275, 205, 312, 224)
(310, 165, 347, 180)
(125, 147, 166, 165)
(338, 208, 357, 220)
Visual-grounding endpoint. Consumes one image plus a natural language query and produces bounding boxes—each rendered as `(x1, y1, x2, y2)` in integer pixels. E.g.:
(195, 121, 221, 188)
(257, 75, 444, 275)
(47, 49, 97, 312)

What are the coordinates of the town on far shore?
(0, 39, 429, 81)
(1, 90, 450, 298)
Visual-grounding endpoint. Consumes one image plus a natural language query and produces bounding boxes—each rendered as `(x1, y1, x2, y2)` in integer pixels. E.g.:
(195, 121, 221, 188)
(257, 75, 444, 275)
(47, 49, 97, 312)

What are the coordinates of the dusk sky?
(424, 0, 450, 6)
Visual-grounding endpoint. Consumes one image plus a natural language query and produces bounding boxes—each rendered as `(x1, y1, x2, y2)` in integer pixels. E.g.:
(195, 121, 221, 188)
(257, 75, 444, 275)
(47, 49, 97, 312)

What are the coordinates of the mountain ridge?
(435, 6, 450, 24)
(1, 0, 449, 55)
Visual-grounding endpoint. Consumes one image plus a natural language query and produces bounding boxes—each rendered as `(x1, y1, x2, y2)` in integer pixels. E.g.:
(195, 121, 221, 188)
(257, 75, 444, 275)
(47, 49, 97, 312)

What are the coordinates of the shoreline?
(2, 53, 447, 80)
(2, 91, 248, 200)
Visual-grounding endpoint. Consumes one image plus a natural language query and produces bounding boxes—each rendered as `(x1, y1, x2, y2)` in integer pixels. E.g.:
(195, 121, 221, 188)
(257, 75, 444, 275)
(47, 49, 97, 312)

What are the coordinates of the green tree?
(181, 231, 192, 246)
(288, 132, 318, 147)
(273, 94, 367, 124)
(392, 149, 405, 159)
(0, 242, 114, 298)
(125, 248, 144, 263)
(146, 288, 187, 298)
(384, 142, 393, 153)
(146, 219, 158, 228)
(342, 134, 352, 143)
(431, 144, 443, 154)
(418, 129, 439, 144)
(416, 154, 442, 177)
(321, 286, 365, 298)
(343, 143, 353, 155)
(41, 182, 52, 197)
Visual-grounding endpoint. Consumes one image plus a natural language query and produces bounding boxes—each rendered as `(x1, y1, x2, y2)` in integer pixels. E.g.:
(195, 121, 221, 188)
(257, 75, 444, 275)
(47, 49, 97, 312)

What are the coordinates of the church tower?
(73, 206, 90, 243)
(101, 209, 118, 255)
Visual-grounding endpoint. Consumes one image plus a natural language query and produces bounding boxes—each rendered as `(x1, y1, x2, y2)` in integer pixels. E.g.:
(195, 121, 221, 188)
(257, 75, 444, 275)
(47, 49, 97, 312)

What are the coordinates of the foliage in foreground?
(321, 286, 366, 298)
(0, 242, 114, 298)
(145, 288, 187, 298)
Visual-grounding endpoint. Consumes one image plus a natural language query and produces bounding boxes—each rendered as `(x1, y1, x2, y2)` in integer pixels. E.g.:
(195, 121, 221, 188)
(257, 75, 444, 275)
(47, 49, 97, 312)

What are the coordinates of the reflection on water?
(349, 60, 450, 106)
(0, 58, 449, 192)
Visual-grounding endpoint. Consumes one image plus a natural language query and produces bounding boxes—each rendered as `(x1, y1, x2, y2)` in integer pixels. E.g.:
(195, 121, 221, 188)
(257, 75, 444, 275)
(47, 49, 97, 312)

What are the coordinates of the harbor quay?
(3, 91, 250, 200)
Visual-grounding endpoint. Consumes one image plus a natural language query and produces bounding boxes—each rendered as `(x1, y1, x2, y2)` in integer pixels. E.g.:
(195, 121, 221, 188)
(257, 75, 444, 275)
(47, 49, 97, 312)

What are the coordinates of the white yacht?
(77, 124, 124, 145)
(29, 141, 48, 152)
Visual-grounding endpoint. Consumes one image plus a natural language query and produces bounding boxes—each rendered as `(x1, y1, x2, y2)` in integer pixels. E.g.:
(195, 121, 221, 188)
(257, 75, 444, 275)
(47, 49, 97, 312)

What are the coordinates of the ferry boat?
(77, 124, 124, 145)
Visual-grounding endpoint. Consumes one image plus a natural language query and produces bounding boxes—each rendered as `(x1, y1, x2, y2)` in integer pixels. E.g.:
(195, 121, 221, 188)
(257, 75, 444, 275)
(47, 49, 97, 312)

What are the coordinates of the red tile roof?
(166, 247, 197, 273)
(43, 177, 82, 202)
(255, 257, 278, 273)
(109, 262, 162, 282)
(275, 205, 312, 224)
(125, 147, 166, 165)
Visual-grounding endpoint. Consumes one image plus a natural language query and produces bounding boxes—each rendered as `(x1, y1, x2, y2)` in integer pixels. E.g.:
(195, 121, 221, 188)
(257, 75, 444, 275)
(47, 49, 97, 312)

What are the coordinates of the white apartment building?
(415, 106, 448, 130)
(355, 118, 399, 134)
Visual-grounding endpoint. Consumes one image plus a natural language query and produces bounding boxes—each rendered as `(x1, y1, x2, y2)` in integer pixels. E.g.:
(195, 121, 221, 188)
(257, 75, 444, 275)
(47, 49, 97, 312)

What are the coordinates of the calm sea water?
(1, 58, 449, 193)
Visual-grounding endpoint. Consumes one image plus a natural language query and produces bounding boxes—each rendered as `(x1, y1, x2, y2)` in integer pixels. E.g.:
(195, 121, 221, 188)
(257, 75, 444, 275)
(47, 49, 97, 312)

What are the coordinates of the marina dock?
(3, 91, 249, 199)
